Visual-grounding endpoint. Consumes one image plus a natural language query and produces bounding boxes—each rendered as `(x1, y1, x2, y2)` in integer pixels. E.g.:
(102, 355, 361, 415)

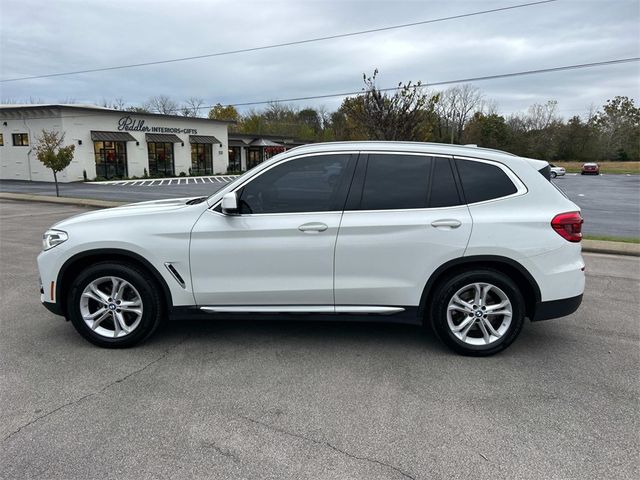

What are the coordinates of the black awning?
(146, 133, 183, 143)
(190, 135, 221, 144)
(90, 131, 136, 142)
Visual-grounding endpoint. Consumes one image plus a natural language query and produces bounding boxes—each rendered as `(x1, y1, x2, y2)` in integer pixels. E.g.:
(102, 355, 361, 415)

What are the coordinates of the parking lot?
(1, 173, 639, 237)
(1, 199, 638, 479)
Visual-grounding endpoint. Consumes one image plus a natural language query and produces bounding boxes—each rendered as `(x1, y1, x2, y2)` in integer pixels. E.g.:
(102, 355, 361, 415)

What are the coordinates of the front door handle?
(298, 222, 328, 233)
(431, 219, 462, 229)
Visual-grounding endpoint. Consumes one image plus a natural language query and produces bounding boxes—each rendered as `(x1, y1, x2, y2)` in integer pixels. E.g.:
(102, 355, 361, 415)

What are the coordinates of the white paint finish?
(0, 106, 230, 182)
(36, 197, 208, 306)
(334, 206, 472, 307)
(190, 210, 342, 305)
(36, 141, 586, 323)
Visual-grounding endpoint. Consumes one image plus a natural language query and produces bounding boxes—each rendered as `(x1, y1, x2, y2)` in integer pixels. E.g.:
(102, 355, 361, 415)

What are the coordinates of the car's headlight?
(42, 229, 68, 251)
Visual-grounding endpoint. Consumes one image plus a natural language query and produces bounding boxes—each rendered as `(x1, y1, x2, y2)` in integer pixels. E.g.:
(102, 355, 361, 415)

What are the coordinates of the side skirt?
(168, 305, 421, 325)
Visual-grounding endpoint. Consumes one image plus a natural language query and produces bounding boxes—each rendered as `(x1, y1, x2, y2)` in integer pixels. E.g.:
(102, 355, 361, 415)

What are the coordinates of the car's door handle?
(431, 219, 462, 229)
(298, 222, 328, 233)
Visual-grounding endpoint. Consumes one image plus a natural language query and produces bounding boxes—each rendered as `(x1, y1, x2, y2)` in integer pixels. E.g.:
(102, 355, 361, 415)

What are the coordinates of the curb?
(582, 239, 640, 257)
(0, 192, 126, 208)
(2, 192, 639, 257)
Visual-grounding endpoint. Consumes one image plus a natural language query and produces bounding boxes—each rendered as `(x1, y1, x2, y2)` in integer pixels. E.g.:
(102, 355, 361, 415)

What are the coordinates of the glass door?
(94, 141, 128, 179)
(148, 142, 175, 177)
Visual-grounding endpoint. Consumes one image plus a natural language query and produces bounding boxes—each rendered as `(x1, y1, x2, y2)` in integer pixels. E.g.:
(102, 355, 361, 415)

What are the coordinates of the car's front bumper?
(531, 294, 583, 321)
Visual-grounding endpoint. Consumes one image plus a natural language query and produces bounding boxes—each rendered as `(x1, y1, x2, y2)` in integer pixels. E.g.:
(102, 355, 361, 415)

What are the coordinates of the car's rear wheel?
(67, 262, 163, 348)
(429, 269, 525, 356)
(550, 171, 557, 178)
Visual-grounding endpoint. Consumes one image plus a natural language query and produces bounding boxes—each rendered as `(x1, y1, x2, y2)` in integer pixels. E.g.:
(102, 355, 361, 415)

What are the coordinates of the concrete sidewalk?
(2, 192, 639, 256)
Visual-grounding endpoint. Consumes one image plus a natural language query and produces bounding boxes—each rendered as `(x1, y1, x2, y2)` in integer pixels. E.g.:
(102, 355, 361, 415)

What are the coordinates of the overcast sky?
(1, 0, 638, 118)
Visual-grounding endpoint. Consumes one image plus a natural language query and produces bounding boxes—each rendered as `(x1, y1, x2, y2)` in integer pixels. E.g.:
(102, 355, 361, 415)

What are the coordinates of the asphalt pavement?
(1, 200, 639, 480)
(552, 174, 640, 237)
(1, 173, 639, 237)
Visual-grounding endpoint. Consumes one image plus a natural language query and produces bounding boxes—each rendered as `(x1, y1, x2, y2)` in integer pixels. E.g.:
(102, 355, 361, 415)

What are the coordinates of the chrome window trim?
(209, 150, 528, 216)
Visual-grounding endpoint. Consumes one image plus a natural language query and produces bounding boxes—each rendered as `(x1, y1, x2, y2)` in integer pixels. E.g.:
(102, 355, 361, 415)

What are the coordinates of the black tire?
(66, 261, 164, 348)
(429, 269, 525, 356)
(550, 171, 557, 178)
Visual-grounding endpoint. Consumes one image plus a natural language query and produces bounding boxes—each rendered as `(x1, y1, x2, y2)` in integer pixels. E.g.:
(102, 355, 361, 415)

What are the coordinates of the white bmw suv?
(38, 142, 585, 356)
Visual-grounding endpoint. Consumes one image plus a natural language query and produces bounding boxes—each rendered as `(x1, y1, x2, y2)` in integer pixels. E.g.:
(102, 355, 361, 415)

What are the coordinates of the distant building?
(228, 133, 308, 172)
(0, 104, 310, 182)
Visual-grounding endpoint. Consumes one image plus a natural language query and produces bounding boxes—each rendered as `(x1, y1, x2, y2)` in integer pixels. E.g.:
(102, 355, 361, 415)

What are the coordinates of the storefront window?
(94, 141, 128, 179)
(191, 143, 213, 175)
(247, 148, 262, 169)
(228, 147, 242, 172)
(264, 146, 285, 160)
(148, 142, 175, 177)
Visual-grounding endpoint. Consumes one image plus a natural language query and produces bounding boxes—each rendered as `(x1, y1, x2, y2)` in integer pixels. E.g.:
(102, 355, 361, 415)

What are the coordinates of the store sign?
(117, 115, 198, 134)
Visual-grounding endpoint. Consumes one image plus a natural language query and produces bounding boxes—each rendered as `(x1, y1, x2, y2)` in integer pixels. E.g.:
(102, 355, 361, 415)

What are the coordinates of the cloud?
(1, 0, 638, 118)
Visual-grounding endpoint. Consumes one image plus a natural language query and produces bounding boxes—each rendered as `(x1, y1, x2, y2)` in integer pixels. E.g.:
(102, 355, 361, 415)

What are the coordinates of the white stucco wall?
(0, 106, 231, 182)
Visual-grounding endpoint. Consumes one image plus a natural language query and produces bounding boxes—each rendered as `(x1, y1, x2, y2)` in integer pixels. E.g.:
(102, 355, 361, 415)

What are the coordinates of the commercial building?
(0, 104, 311, 182)
(228, 133, 307, 172)
(0, 104, 234, 182)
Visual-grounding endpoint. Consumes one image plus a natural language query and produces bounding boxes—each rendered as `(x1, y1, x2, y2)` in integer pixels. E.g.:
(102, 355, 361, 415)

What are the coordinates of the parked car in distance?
(38, 142, 585, 356)
(549, 163, 566, 178)
(581, 162, 600, 175)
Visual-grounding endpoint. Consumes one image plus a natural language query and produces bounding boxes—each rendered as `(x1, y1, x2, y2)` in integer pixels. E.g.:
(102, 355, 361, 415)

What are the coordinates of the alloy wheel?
(79, 276, 144, 338)
(446, 282, 512, 346)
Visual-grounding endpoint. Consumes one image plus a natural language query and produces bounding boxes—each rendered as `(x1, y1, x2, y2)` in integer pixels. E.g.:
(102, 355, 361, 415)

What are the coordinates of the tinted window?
(237, 154, 351, 214)
(359, 154, 431, 210)
(456, 159, 518, 204)
(355, 154, 461, 210)
(429, 159, 461, 207)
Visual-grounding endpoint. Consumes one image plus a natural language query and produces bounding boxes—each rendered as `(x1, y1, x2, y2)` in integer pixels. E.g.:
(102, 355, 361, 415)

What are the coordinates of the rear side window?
(360, 154, 431, 210)
(456, 159, 518, 204)
(354, 154, 461, 210)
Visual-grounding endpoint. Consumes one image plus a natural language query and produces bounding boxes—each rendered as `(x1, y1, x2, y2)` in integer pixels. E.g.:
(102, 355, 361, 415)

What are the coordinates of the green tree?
(594, 96, 640, 160)
(34, 130, 75, 197)
(462, 112, 509, 149)
(208, 103, 240, 123)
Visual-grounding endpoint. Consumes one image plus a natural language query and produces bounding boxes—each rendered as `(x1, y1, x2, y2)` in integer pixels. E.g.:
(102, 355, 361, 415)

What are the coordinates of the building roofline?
(0, 104, 236, 125)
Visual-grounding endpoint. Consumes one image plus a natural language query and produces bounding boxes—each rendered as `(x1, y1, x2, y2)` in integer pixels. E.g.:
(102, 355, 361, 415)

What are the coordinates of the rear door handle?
(431, 219, 462, 229)
(298, 222, 328, 233)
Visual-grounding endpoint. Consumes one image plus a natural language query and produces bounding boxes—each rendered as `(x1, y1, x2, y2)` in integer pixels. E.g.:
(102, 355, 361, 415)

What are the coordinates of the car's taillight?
(551, 212, 583, 242)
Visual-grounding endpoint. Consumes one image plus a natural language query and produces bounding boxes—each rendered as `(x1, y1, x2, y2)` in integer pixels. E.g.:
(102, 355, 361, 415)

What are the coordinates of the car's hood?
(52, 196, 207, 229)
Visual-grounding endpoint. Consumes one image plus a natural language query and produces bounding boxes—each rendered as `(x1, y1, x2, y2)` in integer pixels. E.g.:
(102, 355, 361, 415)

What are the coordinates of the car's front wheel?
(67, 262, 164, 348)
(550, 171, 557, 178)
(429, 269, 525, 356)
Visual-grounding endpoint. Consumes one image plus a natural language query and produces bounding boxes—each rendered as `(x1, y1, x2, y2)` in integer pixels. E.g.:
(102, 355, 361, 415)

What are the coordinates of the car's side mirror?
(221, 192, 239, 215)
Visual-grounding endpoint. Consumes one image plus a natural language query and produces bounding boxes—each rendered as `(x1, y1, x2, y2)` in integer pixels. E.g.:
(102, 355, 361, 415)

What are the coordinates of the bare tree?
(144, 95, 179, 115)
(100, 97, 126, 110)
(342, 69, 439, 141)
(435, 85, 484, 143)
(180, 97, 205, 117)
(526, 100, 558, 131)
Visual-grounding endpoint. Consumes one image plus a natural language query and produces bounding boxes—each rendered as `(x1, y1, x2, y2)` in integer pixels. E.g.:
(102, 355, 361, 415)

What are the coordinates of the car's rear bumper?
(531, 294, 582, 321)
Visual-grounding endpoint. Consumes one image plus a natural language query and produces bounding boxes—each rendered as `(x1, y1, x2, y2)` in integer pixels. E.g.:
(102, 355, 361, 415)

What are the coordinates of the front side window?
(237, 154, 353, 214)
(354, 154, 461, 210)
(456, 159, 518, 204)
(12, 133, 29, 146)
